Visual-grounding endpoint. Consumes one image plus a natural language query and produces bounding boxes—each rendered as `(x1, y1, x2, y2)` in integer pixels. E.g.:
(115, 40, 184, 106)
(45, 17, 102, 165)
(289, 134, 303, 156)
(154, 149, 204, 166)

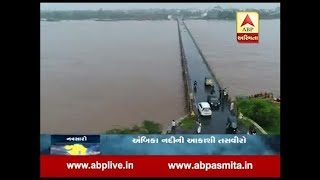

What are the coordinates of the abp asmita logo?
(236, 12, 259, 43)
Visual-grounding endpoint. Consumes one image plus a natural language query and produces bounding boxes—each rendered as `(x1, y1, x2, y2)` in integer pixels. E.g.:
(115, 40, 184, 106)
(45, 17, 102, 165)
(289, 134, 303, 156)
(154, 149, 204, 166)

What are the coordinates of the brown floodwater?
(41, 19, 280, 134)
(185, 20, 280, 98)
(41, 20, 185, 134)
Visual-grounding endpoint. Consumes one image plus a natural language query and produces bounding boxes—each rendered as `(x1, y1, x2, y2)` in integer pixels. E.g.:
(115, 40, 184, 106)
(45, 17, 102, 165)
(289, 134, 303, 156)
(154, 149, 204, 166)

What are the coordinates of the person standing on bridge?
(197, 122, 202, 134)
(219, 89, 223, 100)
(230, 101, 234, 112)
(171, 120, 176, 134)
(193, 80, 197, 93)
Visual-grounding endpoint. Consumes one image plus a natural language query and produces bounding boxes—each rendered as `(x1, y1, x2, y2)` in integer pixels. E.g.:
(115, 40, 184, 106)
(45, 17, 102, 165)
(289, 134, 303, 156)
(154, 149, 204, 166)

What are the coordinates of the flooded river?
(41, 20, 185, 134)
(185, 20, 280, 98)
(41, 19, 280, 134)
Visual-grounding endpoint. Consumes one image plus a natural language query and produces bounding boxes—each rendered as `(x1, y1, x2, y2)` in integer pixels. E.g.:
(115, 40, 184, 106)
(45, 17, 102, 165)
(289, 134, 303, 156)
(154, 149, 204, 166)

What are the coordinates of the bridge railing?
(182, 20, 223, 91)
(177, 20, 193, 114)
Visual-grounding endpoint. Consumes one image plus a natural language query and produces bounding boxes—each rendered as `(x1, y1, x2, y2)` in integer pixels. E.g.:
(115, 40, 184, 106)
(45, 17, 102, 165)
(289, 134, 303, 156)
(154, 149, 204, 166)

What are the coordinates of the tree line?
(41, 7, 280, 21)
(205, 7, 280, 20)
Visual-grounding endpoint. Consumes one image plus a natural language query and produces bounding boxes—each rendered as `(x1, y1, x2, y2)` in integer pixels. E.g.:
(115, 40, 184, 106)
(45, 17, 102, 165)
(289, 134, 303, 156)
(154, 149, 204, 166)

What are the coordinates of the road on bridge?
(178, 20, 243, 134)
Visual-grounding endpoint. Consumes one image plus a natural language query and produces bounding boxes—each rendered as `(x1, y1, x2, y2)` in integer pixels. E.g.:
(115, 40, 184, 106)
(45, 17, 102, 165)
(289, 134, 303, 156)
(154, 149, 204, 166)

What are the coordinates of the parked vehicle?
(207, 94, 220, 107)
(197, 102, 212, 116)
(205, 77, 213, 86)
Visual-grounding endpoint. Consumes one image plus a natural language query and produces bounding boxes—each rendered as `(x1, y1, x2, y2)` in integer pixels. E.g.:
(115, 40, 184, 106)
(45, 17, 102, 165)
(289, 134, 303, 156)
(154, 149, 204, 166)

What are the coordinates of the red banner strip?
(237, 33, 259, 43)
(41, 155, 280, 177)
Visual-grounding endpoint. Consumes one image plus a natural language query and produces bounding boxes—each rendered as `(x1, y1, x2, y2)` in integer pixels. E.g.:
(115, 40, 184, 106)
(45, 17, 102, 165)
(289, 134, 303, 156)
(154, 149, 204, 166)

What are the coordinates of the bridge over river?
(177, 19, 246, 134)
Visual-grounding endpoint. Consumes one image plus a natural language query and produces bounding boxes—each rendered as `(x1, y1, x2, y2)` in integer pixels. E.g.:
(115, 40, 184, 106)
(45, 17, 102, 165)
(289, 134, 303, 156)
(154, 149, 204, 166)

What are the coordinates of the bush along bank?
(235, 94, 280, 135)
(106, 113, 198, 135)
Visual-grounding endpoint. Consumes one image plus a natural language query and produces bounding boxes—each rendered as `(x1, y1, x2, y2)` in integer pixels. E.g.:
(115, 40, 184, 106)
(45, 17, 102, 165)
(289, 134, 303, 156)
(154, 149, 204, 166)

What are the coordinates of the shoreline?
(41, 18, 280, 22)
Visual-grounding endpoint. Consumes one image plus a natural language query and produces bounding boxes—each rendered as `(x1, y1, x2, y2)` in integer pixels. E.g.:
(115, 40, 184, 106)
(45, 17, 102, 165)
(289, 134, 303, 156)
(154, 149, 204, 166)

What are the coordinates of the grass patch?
(235, 96, 280, 135)
(106, 120, 162, 134)
(178, 115, 196, 130)
(264, 126, 280, 135)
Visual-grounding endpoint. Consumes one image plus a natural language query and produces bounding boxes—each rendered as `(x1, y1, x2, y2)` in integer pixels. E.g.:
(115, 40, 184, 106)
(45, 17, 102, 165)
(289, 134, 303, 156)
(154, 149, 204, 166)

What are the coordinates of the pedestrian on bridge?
(219, 89, 223, 99)
(230, 101, 234, 112)
(197, 122, 202, 134)
(171, 120, 176, 134)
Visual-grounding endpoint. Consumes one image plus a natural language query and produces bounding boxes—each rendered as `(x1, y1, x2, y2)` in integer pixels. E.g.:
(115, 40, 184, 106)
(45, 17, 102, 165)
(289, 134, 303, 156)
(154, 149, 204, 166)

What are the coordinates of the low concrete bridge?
(177, 19, 246, 134)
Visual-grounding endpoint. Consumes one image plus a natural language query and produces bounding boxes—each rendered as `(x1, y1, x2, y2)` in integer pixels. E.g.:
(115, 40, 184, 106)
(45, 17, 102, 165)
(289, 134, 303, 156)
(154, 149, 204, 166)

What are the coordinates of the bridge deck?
(178, 20, 246, 134)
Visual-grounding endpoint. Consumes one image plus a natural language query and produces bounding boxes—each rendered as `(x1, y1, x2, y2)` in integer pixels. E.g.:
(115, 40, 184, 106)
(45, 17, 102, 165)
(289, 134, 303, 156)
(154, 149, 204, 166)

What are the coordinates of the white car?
(197, 102, 212, 116)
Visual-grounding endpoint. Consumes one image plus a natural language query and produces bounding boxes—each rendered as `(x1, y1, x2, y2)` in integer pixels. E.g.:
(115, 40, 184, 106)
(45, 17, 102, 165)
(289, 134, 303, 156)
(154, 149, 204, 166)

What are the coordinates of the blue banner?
(40, 135, 280, 155)
(51, 135, 100, 144)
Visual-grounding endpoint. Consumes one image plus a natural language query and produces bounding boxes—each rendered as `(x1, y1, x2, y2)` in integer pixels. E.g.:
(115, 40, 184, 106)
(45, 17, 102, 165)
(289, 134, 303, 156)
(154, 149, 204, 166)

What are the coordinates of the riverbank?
(105, 114, 197, 134)
(106, 120, 162, 134)
(103, 93, 280, 135)
(41, 8, 280, 22)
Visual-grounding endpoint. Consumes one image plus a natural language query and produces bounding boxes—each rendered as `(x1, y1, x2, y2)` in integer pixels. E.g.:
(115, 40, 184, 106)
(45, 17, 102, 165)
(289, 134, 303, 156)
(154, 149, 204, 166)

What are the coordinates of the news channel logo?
(236, 12, 259, 43)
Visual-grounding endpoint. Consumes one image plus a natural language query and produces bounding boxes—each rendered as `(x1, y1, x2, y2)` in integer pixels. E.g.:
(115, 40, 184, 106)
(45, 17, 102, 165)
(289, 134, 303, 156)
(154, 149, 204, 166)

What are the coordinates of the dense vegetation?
(41, 7, 280, 21)
(205, 7, 280, 20)
(235, 97, 280, 134)
(106, 120, 162, 134)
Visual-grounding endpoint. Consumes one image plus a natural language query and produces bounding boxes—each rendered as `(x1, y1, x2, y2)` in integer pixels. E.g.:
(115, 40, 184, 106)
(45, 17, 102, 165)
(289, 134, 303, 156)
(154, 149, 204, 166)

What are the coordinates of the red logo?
(241, 14, 255, 27)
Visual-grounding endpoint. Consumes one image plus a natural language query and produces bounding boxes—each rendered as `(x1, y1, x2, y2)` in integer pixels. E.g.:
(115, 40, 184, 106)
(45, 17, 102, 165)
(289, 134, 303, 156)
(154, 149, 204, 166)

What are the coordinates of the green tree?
(236, 97, 280, 128)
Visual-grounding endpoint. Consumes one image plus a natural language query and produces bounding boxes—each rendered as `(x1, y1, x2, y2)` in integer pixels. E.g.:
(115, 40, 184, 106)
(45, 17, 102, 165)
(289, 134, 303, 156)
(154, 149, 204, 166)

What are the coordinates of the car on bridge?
(207, 94, 220, 107)
(197, 102, 212, 116)
(205, 77, 214, 86)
